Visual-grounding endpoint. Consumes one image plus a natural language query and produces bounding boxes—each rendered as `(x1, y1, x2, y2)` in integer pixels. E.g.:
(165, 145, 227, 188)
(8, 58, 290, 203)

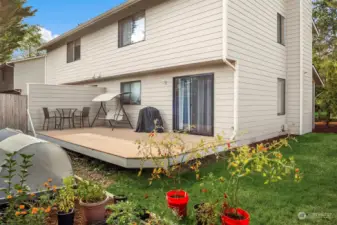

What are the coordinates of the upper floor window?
(277, 78, 286, 115)
(121, 80, 141, 105)
(118, 11, 145, 48)
(277, 13, 285, 45)
(67, 39, 81, 63)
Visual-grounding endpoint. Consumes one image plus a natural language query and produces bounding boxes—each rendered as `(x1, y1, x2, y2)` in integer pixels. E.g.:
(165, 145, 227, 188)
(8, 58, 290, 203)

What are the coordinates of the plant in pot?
(221, 138, 303, 225)
(194, 173, 226, 225)
(56, 176, 75, 225)
(137, 129, 193, 218)
(77, 180, 108, 224)
(136, 127, 229, 219)
(136, 126, 230, 219)
(111, 180, 128, 204)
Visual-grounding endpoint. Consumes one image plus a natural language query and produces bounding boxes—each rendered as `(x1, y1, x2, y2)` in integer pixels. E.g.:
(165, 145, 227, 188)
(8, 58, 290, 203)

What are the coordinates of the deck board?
(39, 127, 214, 159)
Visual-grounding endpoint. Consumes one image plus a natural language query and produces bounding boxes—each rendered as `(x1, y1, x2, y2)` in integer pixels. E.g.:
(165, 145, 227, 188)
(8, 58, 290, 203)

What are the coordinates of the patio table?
(56, 108, 77, 130)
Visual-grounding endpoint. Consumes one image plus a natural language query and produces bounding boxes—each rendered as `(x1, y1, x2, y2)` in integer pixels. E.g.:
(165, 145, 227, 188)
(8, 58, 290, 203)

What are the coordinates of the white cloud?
(39, 27, 59, 42)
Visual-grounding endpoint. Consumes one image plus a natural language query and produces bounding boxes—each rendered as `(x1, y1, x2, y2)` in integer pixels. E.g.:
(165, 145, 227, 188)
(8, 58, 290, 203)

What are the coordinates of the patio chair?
(73, 107, 91, 128)
(42, 108, 60, 131)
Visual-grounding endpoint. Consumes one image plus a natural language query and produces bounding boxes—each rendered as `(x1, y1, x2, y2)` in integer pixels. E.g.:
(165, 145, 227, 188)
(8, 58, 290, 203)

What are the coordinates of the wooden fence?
(0, 94, 27, 133)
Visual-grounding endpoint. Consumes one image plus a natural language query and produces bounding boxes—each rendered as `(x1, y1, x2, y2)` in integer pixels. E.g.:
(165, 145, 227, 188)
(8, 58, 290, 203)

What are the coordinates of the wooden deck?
(37, 127, 217, 168)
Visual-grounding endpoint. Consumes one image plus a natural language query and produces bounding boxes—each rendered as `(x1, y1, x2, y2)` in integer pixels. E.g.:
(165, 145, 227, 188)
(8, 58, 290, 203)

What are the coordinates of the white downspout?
(299, 0, 304, 135)
(222, 0, 238, 140)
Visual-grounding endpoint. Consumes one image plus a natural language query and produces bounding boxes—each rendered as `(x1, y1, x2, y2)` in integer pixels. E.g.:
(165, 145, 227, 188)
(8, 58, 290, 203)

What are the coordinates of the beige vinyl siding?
(302, 0, 313, 134)
(28, 84, 105, 130)
(46, 0, 223, 85)
(286, 0, 301, 134)
(14, 57, 46, 95)
(93, 64, 234, 137)
(227, 0, 287, 142)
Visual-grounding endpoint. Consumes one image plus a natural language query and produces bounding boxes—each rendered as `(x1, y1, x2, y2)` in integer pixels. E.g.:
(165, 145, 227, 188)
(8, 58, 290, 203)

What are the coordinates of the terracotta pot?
(79, 196, 109, 224)
(57, 208, 75, 225)
(166, 190, 189, 217)
(221, 208, 250, 225)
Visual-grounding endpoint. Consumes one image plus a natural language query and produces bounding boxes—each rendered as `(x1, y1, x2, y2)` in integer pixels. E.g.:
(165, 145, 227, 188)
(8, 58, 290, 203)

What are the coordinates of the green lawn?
(108, 133, 337, 225)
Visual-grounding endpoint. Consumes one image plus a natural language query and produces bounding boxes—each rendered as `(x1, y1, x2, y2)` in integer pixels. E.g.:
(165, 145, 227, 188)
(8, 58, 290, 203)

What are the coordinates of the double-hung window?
(118, 11, 145, 47)
(67, 39, 81, 63)
(121, 81, 141, 105)
(277, 13, 285, 45)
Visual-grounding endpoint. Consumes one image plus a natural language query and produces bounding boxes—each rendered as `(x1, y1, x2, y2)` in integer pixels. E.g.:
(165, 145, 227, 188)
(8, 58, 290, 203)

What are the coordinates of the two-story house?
(38, 0, 322, 144)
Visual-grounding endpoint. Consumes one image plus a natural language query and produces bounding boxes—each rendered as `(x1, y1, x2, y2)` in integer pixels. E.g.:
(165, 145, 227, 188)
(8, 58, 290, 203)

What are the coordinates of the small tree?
(223, 138, 302, 217)
(0, 0, 38, 63)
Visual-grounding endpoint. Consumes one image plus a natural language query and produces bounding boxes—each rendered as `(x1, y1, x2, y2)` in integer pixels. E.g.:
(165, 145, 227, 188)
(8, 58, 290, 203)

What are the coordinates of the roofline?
(37, 0, 142, 50)
(9, 55, 46, 64)
(312, 19, 319, 36)
(312, 65, 324, 86)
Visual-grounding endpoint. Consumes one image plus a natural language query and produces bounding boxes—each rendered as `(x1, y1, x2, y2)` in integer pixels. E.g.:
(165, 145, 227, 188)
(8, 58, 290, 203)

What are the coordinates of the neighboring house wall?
(302, 0, 313, 134)
(286, 0, 313, 135)
(14, 57, 46, 95)
(28, 84, 105, 130)
(93, 64, 234, 137)
(45, 0, 223, 84)
(227, 0, 287, 143)
(0, 66, 14, 92)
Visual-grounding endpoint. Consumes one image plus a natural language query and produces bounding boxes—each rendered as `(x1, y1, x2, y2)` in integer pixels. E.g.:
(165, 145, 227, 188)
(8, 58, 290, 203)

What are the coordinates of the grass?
(107, 133, 337, 225)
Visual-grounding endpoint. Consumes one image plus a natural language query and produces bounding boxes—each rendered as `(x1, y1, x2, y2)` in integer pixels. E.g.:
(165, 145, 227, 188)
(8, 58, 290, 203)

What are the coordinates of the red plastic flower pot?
(221, 208, 250, 225)
(166, 190, 189, 217)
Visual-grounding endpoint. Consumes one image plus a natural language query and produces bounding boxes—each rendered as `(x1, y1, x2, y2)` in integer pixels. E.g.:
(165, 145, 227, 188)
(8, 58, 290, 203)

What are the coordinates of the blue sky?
(25, 0, 126, 39)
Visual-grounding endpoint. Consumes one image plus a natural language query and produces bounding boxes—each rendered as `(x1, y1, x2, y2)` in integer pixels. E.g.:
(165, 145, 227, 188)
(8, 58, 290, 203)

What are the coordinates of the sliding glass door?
(173, 74, 214, 136)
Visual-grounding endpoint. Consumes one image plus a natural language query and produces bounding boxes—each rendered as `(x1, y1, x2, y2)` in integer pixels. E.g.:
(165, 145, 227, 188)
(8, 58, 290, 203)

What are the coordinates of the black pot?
(57, 208, 75, 225)
(113, 195, 127, 204)
(139, 209, 151, 221)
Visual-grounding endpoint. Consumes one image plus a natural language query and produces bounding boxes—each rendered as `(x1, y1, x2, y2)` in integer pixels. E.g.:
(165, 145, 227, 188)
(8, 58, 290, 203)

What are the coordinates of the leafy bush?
(77, 180, 106, 203)
(106, 201, 143, 225)
(56, 176, 75, 213)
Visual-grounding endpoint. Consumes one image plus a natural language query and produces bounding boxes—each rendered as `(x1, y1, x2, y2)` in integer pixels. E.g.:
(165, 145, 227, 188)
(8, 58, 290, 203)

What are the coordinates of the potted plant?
(137, 130, 192, 218)
(77, 180, 109, 224)
(221, 139, 303, 225)
(136, 128, 229, 218)
(56, 176, 75, 225)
